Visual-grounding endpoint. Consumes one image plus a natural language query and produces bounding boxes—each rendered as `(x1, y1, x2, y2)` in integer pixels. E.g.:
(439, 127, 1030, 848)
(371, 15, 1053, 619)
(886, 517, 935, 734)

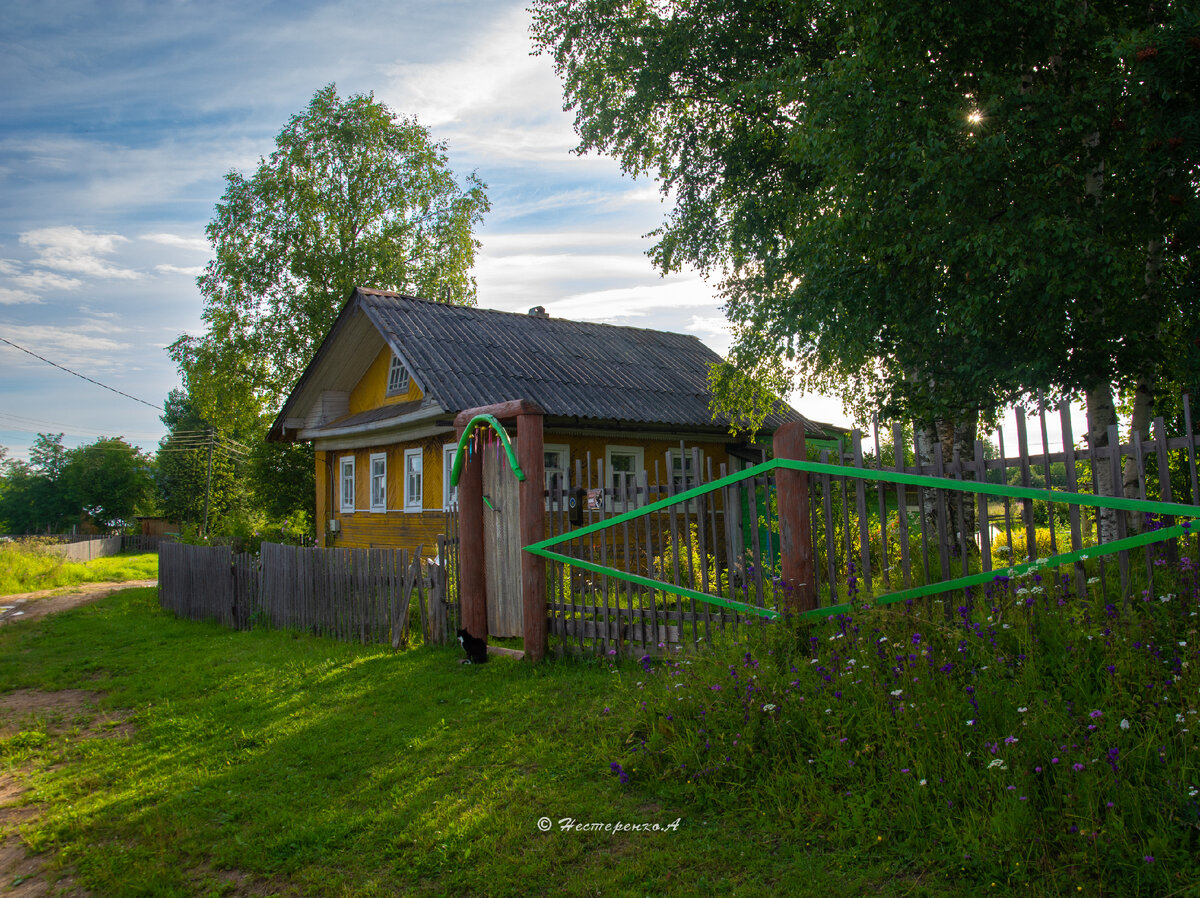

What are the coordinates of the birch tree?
(532, 0, 1197, 506)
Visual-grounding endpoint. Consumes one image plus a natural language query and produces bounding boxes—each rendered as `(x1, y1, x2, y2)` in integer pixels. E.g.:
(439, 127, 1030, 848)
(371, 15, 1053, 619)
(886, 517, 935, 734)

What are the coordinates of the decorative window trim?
(386, 354, 409, 396)
(339, 455, 355, 513)
(442, 443, 458, 510)
(604, 444, 645, 510)
(404, 447, 423, 513)
(543, 443, 570, 510)
(369, 452, 387, 513)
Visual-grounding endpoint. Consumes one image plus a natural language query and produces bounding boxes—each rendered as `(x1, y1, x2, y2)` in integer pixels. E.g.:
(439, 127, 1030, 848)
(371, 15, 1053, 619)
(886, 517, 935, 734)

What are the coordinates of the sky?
(0, 1, 1080, 465)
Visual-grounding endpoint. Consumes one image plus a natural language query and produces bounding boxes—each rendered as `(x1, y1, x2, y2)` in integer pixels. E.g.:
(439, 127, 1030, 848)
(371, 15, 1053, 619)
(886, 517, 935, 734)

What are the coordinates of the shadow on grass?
(0, 588, 902, 898)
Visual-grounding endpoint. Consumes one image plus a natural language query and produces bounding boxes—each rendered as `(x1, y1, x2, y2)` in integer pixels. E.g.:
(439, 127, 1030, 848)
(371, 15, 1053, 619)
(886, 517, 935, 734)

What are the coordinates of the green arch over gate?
(449, 413, 526, 487)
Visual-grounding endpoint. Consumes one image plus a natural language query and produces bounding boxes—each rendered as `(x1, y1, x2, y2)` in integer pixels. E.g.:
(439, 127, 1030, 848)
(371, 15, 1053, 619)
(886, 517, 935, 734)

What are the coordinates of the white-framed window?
(369, 452, 387, 512)
(339, 455, 355, 513)
(605, 445, 645, 509)
(404, 447, 423, 513)
(387, 354, 408, 395)
(668, 447, 703, 511)
(442, 443, 458, 510)
(544, 443, 570, 509)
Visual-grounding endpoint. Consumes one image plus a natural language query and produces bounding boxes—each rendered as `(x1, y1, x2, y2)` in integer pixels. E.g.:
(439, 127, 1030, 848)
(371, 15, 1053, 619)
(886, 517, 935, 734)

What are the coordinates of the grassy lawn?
(2, 548, 1195, 896)
(0, 545, 158, 597)
(0, 588, 906, 898)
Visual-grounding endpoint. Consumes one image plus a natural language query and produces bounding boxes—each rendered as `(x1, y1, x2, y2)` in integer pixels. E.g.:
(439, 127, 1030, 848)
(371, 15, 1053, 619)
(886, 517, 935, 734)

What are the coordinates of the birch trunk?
(1085, 383, 1120, 543)
(1121, 236, 1164, 532)
(915, 419, 940, 534)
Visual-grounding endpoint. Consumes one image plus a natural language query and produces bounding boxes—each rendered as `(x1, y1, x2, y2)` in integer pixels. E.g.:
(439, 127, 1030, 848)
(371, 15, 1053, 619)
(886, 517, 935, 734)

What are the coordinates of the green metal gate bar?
(525, 457, 1200, 622)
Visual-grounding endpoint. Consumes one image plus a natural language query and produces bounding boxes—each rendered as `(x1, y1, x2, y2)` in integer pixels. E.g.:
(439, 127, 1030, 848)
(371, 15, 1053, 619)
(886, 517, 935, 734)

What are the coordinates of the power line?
(0, 411, 164, 440)
(0, 335, 164, 411)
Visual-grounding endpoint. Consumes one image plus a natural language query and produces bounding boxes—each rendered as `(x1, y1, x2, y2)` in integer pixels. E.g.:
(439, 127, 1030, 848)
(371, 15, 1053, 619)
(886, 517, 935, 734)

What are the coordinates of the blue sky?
(5, 0, 851, 463)
(1, 1, 1081, 465)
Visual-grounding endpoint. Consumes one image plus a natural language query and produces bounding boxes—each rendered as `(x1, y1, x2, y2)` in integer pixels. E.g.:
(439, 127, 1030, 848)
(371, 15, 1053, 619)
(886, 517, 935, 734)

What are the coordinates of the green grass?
(616, 544, 1200, 896)
(5, 539, 1196, 896)
(0, 544, 157, 596)
(0, 588, 910, 897)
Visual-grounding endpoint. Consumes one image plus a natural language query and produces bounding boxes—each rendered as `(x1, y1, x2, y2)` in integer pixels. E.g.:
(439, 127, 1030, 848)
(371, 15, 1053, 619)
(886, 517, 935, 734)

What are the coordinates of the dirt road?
(0, 580, 157, 626)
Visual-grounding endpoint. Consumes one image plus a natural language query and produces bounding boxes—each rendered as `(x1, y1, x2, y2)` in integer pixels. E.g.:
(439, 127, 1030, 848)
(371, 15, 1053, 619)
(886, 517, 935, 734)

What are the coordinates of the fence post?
(518, 409, 547, 661)
(774, 422, 817, 613)
(456, 421, 488, 643)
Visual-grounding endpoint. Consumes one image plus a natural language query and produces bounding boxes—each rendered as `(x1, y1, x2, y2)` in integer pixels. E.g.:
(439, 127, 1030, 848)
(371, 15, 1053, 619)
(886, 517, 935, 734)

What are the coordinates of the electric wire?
(0, 335, 164, 410)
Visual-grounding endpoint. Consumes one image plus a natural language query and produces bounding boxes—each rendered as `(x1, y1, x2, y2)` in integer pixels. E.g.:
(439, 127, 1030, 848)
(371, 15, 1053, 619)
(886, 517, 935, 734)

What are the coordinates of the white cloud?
(9, 271, 84, 293)
(0, 322, 128, 371)
(0, 288, 41, 305)
(142, 233, 210, 253)
(379, 6, 586, 166)
(546, 275, 717, 323)
(19, 226, 140, 279)
(0, 260, 20, 275)
(155, 263, 205, 277)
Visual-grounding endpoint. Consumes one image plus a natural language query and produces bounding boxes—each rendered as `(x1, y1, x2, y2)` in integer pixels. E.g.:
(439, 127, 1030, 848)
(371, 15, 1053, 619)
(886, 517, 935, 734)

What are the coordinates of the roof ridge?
(354, 286, 708, 342)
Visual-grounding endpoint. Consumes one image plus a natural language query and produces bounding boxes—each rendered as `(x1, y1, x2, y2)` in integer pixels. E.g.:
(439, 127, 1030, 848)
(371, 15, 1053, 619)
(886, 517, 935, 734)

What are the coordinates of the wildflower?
(762, 703, 777, 712)
(1120, 719, 1130, 730)
(890, 689, 903, 697)
(919, 778, 927, 786)
(1017, 707, 1028, 713)
(1089, 710, 1102, 719)
(1073, 763, 1085, 772)
(1144, 856, 1155, 863)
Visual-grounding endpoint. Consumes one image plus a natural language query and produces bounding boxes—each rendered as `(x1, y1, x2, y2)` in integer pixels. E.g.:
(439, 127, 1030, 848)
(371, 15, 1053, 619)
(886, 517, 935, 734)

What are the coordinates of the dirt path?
(0, 587, 152, 896)
(0, 580, 157, 626)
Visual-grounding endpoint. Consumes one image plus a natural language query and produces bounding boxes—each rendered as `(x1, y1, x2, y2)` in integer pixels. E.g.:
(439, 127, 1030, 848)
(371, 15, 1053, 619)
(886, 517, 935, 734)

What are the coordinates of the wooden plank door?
(483, 447, 523, 637)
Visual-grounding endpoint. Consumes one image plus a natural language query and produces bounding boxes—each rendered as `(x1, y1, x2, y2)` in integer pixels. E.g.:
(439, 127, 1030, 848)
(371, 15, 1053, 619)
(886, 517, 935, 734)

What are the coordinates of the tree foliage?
(170, 84, 490, 432)
(166, 85, 488, 528)
(156, 389, 243, 531)
(532, 0, 1198, 433)
(0, 434, 153, 533)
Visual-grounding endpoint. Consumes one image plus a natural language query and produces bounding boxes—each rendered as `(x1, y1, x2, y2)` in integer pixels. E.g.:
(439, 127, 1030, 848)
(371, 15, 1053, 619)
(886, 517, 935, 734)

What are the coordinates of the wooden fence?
(159, 540, 456, 647)
(2, 533, 171, 557)
(535, 398, 1200, 656)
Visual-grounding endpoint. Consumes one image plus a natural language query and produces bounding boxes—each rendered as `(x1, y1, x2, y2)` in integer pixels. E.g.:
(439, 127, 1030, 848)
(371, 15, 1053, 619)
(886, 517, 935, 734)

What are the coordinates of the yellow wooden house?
(269, 288, 829, 552)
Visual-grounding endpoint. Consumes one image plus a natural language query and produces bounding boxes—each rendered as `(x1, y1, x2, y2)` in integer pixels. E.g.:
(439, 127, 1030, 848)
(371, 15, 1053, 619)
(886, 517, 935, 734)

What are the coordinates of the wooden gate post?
(517, 410, 547, 661)
(774, 422, 817, 613)
(457, 423, 488, 642)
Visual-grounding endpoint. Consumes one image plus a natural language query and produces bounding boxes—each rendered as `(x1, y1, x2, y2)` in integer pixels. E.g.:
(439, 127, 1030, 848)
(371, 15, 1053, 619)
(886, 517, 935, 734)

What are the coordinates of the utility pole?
(202, 427, 214, 536)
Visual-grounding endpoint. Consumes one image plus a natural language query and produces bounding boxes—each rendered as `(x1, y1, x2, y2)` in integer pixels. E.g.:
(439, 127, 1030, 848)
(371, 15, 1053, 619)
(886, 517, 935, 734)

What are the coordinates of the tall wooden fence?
(535, 398, 1200, 656)
(159, 541, 455, 647)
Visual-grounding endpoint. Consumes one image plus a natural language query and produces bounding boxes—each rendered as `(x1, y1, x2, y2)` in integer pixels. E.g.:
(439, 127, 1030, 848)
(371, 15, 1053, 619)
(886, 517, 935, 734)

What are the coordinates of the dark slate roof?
(274, 288, 819, 439)
(359, 289, 810, 431)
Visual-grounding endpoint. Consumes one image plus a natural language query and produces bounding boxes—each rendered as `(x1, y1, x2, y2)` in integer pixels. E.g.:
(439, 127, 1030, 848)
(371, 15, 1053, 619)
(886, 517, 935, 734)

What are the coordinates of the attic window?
(387, 354, 408, 395)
